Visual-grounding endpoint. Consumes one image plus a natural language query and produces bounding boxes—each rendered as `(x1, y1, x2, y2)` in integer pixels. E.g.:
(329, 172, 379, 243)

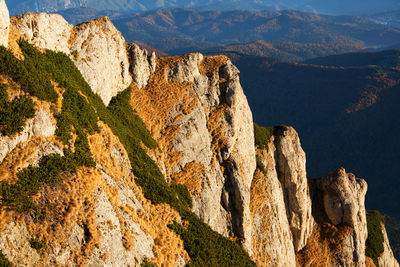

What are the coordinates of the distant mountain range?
(215, 49, 400, 219)
(108, 9, 400, 60)
(7, 0, 400, 16)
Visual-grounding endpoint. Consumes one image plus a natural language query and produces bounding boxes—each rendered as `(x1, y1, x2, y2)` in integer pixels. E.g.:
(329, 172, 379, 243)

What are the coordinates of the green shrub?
(0, 83, 35, 136)
(366, 210, 385, 266)
(255, 154, 266, 174)
(0, 250, 13, 267)
(172, 184, 193, 209)
(170, 211, 256, 267)
(29, 238, 46, 250)
(141, 259, 155, 267)
(254, 123, 288, 149)
(0, 42, 57, 102)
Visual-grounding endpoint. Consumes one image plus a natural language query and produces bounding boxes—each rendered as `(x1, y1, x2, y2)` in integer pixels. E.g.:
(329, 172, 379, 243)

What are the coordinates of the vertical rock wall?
(274, 127, 314, 252)
(251, 143, 296, 266)
(0, 0, 9, 47)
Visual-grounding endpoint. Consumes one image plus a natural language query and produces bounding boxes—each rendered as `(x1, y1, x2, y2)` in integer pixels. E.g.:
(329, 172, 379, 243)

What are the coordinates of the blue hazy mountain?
(7, 0, 400, 16)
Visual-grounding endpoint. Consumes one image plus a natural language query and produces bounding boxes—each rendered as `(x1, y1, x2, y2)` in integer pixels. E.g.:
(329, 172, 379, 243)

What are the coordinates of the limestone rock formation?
(69, 17, 132, 105)
(127, 42, 156, 89)
(0, 109, 56, 163)
(11, 13, 72, 54)
(315, 169, 368, 266)
(0, 122, 189, 267)
(0, 0, 9, 47)
(274, 127, 314, 251)
(11, 14, 131, 105)
(379, 223, 400, 267)
(250, 143, 296, 266)
(130, 53, 256, 253)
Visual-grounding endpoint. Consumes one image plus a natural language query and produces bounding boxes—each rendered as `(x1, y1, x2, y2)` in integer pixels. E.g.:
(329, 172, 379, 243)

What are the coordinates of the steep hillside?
(0, 1, 399, 266)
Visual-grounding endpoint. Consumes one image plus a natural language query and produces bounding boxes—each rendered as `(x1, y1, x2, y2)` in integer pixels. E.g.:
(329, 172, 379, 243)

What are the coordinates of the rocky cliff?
(0, 1, 399, 266)
(12, 12, 131, 105)
(0, 0, 9, 47)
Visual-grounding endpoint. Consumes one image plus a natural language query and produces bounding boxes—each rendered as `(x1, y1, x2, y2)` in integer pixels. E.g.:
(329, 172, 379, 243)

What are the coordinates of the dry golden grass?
(250, 148, 274, 266)
(199, 55, 228, 76)
(0, 136, 63, 184)
(171, 161, 206, 195)
(89, 122, 190, 266)
(7, 22, 24, 60)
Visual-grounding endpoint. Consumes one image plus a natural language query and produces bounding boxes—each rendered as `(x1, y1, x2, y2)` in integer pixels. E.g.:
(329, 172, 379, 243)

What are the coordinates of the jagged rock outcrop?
(127, 42, 156, 89)
(0, 109, 56, 163)
(314, 169, 368, 266)
(130, 53, 256, 253)
(0, 122, 189, 266)
(11, 13, 72, 54)
(0, 0, 9, 47)
(251, 143, 296, 266)
(274, 127, 314, 251)
(69, 17, 132, 105)
(379, 223, 400, 267)
(11, 14, 131, 105)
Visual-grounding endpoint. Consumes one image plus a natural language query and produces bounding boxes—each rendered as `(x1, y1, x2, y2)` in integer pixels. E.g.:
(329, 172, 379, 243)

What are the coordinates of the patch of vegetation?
(255, 154, 266, 174)
(171, 184, 193, 209)
(254, 123, 288, 149)
(0, 250, 13, 267)
(0, 42, 57, 102)
(0, 83, 35, 136)
(1, 151, 77, 212)
(169, 211, 256, 267)
(0, 42, 96, 212)
(29, 238, 46, 250)
(366, 210, 385, 267)
(141, 259, 155, 267)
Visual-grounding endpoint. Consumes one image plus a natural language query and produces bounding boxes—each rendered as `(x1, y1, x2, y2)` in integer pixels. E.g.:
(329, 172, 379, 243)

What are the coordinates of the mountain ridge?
(0, 1, 399, 266)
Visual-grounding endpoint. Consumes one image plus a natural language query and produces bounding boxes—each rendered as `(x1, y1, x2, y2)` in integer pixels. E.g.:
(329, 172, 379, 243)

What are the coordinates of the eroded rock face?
(250, 144, 296, 266)
(11, 13, 72, 54)
(130, 53, 256, 253)
(0, 0, 9, 47)
(379, 222, 400, 267)
(127, 42, 156, 88)
(69, 17, 132, 105)
(11, 14, 132, 105)
(0, 109, 56, 163)
(0, 222, 40, 267)
(274, 127, 314, 251)
(315, 168, 368, 266)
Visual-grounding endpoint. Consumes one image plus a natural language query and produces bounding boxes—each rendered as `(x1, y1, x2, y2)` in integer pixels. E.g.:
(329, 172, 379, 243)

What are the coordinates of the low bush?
(0, 42, 57, 102)
(170, 211, 256, 267)
(254, 123, 288, 149)
(29, 238, 46, 250)
(0, 250, 13, 267)
(366, 210, 385, 266)
(171, 184, 193, 209)
(0, 83, 35, 136)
